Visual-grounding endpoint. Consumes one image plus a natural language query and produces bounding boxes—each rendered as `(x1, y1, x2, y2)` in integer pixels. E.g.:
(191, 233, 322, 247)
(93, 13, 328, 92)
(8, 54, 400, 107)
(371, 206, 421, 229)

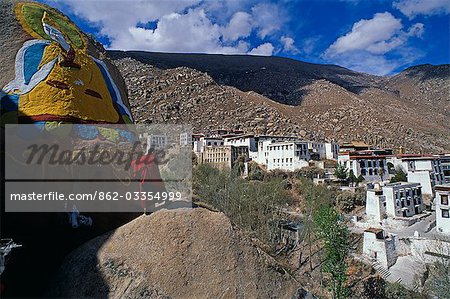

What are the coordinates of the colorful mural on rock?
(0, 2, 133, 126)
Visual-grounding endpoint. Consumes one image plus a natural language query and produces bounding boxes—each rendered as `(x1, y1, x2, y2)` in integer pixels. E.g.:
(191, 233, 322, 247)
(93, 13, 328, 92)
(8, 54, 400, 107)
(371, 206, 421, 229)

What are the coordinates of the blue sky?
(41, 0, 450, 75)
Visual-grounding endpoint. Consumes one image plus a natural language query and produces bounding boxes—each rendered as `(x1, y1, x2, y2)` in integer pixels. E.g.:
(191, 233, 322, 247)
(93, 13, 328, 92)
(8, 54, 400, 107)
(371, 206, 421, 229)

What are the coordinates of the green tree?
(232, 154, 246, 176)
(357, 174, 364, 184)
(297, 178, 333, 272)
(314, 206, 349, 299)
(390, 167, 407, 183)
(347, 170, 357, 187)
(335, 163, 348, 181)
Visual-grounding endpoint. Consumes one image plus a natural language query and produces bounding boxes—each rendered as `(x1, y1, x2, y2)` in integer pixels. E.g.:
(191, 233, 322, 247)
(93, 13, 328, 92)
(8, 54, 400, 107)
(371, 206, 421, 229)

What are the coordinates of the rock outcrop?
(48, 208, 300, 298)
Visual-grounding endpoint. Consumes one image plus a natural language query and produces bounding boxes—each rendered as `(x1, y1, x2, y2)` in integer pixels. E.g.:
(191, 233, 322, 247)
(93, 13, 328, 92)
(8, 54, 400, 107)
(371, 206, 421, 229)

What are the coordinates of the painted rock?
(0, 0, 133, 125)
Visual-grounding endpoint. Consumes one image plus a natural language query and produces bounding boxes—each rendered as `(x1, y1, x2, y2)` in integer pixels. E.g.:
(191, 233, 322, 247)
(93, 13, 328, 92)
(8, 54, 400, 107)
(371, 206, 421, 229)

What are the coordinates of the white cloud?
(249, 43, 274, 56)
(323, 12, 425, 75)
(325, 12, 403, 56)
(394, 0, 450, 18)
(221, 12, 253, 42)
(280, 36, 299, 54)
(47, 0, 288, 56)
(251, 3, 285, 39)
(300, 36, 321, 55)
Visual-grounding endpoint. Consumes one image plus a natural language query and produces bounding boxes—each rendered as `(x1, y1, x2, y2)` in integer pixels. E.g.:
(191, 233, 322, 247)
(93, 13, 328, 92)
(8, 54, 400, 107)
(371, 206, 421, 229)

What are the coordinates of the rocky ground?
(113, 57, 450, 153)
(47, 208, 302, 299)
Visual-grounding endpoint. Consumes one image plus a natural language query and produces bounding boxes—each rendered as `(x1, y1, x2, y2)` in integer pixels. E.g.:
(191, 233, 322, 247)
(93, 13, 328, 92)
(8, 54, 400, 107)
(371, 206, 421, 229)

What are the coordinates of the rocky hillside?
(48, 208, 301, 298)
(110, 51, 383, 106)
(112, 55, 450, 153)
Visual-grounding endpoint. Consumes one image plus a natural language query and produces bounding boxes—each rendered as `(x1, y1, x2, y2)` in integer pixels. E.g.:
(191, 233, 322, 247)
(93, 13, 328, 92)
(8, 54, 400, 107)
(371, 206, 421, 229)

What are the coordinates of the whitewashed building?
(382, 182, 424, 218)
(366, 189, 386, 222)
(338, 151, 389, 182)
(366, 182, 424, 221)
(255, 135, 300, 167)
(193, 136, 224, 154)
(146, 134, 167, 151)
(435, 185, 450, 234)
(267, 141, 310, 171)
(325, 142, 339, 160)
(401, 156, 445, 195)
(363, 228, 398, 268)
(179, 132, 192, 146)
(224, 134, 257, 160)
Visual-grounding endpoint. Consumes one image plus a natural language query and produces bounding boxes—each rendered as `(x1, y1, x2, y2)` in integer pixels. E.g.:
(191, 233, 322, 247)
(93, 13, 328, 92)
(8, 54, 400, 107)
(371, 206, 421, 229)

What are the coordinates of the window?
(442, 209, 449, 218)
(441, 195, 449, 205)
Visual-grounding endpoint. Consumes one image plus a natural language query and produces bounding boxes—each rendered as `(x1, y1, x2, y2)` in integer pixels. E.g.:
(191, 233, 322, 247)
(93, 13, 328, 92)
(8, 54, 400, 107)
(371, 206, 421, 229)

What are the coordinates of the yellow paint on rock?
(19, 43, 121, 123)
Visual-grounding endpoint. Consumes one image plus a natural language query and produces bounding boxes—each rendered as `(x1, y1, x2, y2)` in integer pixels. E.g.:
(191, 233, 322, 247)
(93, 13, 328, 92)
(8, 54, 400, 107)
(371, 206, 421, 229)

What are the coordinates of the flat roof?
(349, 155, 389, 160)
(224, 134, 255, 140)
(365, 227, 383, 234)
(435, 184, 450, 191)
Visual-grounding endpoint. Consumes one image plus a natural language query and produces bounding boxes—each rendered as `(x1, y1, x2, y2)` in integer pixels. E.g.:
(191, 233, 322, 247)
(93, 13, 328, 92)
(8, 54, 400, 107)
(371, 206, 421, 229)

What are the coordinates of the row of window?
(361, 168, 384, 176)
(273, 158, 294, 163)
(394, 188, 421, 199)
(204, 158, 230, 163)
(359, 160, 385, 168)
(206, 141, 224, 146)
(396, 198, 422, 207)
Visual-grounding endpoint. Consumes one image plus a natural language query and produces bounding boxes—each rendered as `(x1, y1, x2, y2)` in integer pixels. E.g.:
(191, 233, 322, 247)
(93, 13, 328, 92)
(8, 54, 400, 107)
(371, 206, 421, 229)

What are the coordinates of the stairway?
(372, 261, 395, 281)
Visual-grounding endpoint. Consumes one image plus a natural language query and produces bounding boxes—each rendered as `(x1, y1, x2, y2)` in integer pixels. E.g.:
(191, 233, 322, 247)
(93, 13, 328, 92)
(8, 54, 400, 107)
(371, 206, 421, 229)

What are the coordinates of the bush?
(335, 191, 357, 213)
(294, 166, 325, 180)
(390, 167, 407, 183)
(193, 164, 291, 245)
(247, 162, 264, 181)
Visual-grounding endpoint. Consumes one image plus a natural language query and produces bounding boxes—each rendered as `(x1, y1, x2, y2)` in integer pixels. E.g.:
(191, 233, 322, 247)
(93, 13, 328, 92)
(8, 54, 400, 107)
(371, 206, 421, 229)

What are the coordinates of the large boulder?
(48, 208, 301, 298)
(0, 0, 132, 124)
(0, 2, 139, 297)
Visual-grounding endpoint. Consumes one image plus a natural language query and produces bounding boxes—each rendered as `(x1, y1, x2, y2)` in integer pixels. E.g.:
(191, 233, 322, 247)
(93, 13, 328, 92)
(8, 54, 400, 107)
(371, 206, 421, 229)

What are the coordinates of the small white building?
(267, 141, 310, 171)
(435, 185, 450, 234)
(388, 155, 445, 195)
(193, 136, 224, 154)
(224, 134, 257, 160)
(439, 154, 450, 184)
(382, 182, 424, 218)
(179, 132, 192, 146)
(363, 228, 398, 268)
(255, 135, 300, 167)
(325, 142, 339, 160)
(366, 189, 386, 222)
(338, 151, 389, 182)
(146, 134, 167, 151)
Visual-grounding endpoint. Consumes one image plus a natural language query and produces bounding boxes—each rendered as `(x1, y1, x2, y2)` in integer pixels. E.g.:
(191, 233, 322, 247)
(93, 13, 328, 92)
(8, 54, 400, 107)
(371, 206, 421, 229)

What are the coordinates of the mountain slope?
(111, 53, 450, 153)
(109, 50, 385, 105)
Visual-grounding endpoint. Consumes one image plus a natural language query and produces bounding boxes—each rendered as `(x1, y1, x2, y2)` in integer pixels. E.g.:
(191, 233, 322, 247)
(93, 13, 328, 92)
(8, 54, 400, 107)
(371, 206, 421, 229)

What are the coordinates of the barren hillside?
(112, 56, 450, 153)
